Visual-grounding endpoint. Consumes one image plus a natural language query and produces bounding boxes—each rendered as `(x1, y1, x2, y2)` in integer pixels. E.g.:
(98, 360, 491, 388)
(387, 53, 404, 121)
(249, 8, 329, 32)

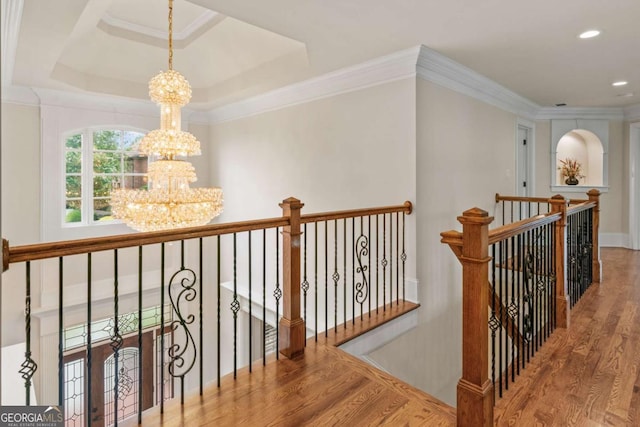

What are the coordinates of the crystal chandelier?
(111, 0, 223, 232)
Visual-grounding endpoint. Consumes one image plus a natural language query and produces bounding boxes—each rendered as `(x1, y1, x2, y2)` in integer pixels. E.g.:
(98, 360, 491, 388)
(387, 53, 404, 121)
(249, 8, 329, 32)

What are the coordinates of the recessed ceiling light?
(612, 81, 628, 86)
(579, 30, 601, 39)
(555, 103, 567, 107)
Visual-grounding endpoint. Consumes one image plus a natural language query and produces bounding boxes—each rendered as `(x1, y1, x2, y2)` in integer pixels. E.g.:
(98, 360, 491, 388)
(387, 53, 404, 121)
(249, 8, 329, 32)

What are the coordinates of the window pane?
(93, 130, 121, 150)
(65, 151, 82, 173)
(65, 202, 81, 223)
(66, 134, 82, 149)
(94, 152, 122, 173)
(93, 176, 118, 197)
(94, 199, 112, 221)
(123, 175, 148, 190)
(124, 154, 148, 173)
(122, 131, 144, 151)
(66, 176, 81, 198)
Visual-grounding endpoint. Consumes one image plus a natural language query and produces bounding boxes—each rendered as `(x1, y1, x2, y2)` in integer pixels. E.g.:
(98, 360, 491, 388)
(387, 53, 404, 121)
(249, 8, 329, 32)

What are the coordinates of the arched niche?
(551, 119, 609, 192)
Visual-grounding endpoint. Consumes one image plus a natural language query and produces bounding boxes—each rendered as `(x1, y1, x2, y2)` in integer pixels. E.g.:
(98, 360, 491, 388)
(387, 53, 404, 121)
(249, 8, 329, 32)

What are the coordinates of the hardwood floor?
(130, 301, 456, 426)
(127, 248, 639, 426)
(494, 248, 640, 426)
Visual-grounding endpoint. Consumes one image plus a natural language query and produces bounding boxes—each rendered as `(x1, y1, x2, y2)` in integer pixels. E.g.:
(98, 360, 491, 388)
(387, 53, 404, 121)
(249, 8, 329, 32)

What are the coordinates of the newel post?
(550, 195, 569, 328)
(456, 208, 494, 427)
(588, 189, 601, 283)
(279, 197, 305, 359)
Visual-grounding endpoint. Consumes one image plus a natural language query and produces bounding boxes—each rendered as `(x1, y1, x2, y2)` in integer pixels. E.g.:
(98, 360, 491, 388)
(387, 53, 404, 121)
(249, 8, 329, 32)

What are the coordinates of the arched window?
(64, 128, 148, 225)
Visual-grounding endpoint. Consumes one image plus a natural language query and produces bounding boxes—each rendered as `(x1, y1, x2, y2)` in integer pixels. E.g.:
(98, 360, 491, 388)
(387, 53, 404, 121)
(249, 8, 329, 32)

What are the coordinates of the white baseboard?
(600, 233, 630, 248)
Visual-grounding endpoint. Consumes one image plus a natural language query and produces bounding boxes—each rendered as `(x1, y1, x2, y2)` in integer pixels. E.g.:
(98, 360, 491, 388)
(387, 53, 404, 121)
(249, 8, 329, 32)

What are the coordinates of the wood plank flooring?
(494, 248, 640, 426)
(129, 301, 456, 426)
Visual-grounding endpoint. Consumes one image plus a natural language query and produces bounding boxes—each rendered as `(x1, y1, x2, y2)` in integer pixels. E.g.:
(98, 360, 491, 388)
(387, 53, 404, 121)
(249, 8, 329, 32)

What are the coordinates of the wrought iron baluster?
(369, 216, 372, 313)
(167, 240, 198, 405)
(334, 219, 339, 332)
(489, 244, 499, 401)
(325, 221, 328, 334)
(343, 219, 347, 328)
(199, 238, 204, 392)
(22, 262, 37, 406)
(275, 227, 281, 359)
(58, 257, 64, 407)
(86, 254, 93, 423)
(232, 234, 239, 377)
(509, 236, 516, 384)
(218, 236, 222, 380)
(302, 224, 309, 340)
(262, 231, 266, 364)
(402, 213, 406, 302)
(137, 246, 143, 424)
(382, 214, 387, 311)
(516, 233, 522, 375)
(248, 231, 253, 368)
(351, 218, 355, 324)
(390, 213, 393, 305)
(376, 215, 379, 313)
(395, 213, 399, 305)
(160, 243, 165, 409)
(111, 249, 123, 426)
(498, 240, 504, 398)
(355, 217, 369, 320)
(314, 222, 318, 342)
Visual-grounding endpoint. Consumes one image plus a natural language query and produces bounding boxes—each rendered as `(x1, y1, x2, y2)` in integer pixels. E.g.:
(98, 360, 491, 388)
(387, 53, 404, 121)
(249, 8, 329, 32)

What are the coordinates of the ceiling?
(4, 0, 640, 110)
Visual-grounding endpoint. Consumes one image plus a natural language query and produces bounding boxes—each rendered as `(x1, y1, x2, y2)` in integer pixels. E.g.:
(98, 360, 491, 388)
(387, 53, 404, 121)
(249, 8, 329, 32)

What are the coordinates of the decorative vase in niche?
(565, 176, 579, 185)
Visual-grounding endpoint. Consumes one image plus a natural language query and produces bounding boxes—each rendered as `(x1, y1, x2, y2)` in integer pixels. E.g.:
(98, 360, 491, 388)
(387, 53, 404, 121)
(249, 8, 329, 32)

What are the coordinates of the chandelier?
(111, 0, 223, 232)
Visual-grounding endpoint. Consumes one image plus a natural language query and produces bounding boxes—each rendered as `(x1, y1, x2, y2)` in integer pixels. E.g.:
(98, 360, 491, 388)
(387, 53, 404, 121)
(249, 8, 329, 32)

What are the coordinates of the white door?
(517, 126, 530, 197)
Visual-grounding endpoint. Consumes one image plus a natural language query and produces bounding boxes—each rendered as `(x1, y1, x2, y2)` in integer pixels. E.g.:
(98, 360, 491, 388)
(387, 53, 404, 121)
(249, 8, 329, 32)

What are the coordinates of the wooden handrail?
(440, 212, 562, 249)
(301, 201, 412, 224)
(495, 193, 550, 203)
(566, 200, 596, 216)
(488, 212, 562, 245)
(4, 217, 290, 266)
(495, 193, 587, 205)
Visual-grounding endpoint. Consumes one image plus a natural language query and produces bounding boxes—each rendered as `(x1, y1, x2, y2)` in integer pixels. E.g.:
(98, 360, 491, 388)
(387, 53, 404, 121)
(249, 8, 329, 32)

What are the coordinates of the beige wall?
(368, 79, 518, 405)
(209, 78, 417, 221)
(1, 103, 42, 348)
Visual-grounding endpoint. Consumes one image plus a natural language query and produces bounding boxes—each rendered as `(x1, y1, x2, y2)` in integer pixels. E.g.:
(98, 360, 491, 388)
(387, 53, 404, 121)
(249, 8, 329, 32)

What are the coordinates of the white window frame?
(62, 126, 148, 227)
(41, 98, 159, 241)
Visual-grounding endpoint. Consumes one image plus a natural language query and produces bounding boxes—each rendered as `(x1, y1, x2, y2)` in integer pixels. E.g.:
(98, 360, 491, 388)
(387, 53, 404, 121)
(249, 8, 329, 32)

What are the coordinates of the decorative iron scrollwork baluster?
(355, 234, 369, 309)
(167, 268, 198, 385)
(21, 262, 37, 406)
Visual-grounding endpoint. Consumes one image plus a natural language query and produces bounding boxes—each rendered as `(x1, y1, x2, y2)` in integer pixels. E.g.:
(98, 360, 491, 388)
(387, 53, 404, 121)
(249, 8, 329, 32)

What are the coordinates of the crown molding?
(32, 87, 158, 117)
(101, 10, 218, 42)
(1, 85, 40, 105)
(624, 103, 640, 122)
(1, 0, 24, 87)
(205, 46, 421, 124)
(536, 106, 624, 121)
(415, 45, 540, 120)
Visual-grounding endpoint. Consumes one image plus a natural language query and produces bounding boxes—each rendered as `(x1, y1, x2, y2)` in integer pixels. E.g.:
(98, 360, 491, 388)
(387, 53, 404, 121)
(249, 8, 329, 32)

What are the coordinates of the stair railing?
(441, 190, 600, 427)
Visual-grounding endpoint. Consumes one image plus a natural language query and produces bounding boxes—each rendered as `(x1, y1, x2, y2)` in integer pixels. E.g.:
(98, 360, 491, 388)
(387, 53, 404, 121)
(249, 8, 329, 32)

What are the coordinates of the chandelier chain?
(168, 0, 173, 70)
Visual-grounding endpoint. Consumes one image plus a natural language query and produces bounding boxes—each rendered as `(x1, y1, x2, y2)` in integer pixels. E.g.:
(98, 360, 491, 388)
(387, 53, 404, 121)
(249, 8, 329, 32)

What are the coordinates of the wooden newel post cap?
(550, 194, 567, 205)
(587, 189, 601, 198)
(457, 207, 493, 225)
(280, 197, 304, 211)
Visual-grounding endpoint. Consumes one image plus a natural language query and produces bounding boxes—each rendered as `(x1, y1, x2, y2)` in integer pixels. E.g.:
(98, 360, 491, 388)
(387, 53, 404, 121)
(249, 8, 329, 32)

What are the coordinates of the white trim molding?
(416, 45, 540, 120)
(600, 233, 630, 248)
(0, 0, 24, 87)
(203, 46, 421, 124)
(536, 107, 624, 121)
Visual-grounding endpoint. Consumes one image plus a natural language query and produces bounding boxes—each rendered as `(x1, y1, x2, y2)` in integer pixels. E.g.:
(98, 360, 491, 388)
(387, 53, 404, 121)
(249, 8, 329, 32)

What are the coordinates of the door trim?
(516, 118, 535, 196)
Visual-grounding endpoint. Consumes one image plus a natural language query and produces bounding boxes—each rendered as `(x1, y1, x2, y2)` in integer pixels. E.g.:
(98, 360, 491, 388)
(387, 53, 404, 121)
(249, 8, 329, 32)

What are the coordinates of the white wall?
(367, 78, 518, 405)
